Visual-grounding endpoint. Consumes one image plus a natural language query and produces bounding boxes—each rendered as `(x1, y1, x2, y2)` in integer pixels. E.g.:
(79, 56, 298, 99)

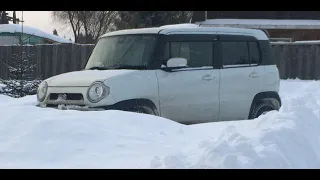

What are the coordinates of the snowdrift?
(0, 80, 320, 168)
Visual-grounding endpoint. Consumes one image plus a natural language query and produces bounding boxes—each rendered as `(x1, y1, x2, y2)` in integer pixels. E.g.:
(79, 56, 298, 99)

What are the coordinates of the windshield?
(85, 35, 158, 70)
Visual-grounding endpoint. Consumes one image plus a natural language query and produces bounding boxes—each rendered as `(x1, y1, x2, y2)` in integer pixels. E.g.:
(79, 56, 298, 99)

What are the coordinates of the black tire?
(249, 100, 276, 119)
(131, 105, 157, 115)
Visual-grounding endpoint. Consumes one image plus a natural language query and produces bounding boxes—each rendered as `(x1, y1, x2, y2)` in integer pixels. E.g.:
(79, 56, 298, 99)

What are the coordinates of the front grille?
(49, 93, 84, 101)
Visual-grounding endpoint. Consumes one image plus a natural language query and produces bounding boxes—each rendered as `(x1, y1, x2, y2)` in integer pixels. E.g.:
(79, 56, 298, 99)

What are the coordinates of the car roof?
(100, 24, 269, 40)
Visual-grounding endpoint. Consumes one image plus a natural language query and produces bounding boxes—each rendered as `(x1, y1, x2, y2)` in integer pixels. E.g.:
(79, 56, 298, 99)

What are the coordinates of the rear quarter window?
(248, 42, 261, 65)
(221, 41, 249, 67)
(220, 41, 261, 67)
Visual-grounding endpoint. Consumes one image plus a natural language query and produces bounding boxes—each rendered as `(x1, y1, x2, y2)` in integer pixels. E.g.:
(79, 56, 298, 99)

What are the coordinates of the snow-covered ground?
(0, 79, 320, 168)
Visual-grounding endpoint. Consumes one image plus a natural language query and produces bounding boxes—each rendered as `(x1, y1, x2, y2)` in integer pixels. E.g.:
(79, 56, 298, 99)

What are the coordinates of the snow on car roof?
(101, 23, 268, 40)
(159, 23, 200, 28)
(0, 24, 72, 43)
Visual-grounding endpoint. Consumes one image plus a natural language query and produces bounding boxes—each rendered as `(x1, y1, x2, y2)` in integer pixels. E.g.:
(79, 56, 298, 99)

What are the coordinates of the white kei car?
(37, 24, 281, 124)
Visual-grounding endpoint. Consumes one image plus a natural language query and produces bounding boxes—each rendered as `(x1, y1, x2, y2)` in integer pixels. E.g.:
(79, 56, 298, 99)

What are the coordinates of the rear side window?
(221, 42, 249, 67)
(221, 41, 261, 67)
(164, 41, 213, 68)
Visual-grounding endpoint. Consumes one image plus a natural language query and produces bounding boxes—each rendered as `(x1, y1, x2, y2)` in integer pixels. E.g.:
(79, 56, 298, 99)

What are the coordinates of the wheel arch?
(111, 98, 159, 115)
(248, 91, 282, 119)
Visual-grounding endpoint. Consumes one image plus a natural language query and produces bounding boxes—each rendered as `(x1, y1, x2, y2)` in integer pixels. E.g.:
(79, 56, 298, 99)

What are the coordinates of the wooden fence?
(1, 42, 320, 80)
(271, 42, 320, 80)
(0, 43, 94, 80)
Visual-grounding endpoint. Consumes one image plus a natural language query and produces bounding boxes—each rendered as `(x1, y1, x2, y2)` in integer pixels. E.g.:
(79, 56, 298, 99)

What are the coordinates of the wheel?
(249, 100, 277, 119)
(131, 105, 157, 115)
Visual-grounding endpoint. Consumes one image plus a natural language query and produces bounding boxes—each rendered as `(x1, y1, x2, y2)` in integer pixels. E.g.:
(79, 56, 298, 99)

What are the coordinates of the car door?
(155, 34, 220, 124)
(218, 39, 263, 121)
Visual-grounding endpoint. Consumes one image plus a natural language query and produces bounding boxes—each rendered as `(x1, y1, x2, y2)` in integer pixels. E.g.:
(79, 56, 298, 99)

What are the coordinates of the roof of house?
(0, 24, 72, 43)
(101, 23, 268, 40)
(197, 19, 320, 29)
(192, 11, 320, 23)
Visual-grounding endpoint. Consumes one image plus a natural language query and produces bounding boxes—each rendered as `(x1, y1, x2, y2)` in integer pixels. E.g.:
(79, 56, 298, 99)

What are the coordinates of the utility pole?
(20, 11, 24, 61)
(13, 11, 16, 24)
(17, 11, 25, 45)
(21, 11, 23, 37)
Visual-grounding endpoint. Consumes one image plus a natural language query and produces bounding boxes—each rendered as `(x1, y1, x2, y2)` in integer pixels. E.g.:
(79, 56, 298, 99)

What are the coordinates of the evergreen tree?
(53, 29, 58, 36)
(115, 11, 193, 30)
(0, 32, 40, 98)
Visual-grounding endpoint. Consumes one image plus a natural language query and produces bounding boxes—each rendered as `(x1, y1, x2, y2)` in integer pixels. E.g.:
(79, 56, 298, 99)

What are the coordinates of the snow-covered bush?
(0, 79, 42, 98)
(0, 83, 6, 93)
(0, 35, 43, 98)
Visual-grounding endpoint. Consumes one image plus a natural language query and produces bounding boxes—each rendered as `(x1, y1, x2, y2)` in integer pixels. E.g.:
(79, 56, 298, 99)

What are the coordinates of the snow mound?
(0, 24, 71, 43)
(1, 80, 320, 168)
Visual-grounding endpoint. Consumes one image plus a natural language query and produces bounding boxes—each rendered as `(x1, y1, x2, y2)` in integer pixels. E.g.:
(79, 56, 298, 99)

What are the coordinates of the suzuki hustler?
(37, 24, 281, 124)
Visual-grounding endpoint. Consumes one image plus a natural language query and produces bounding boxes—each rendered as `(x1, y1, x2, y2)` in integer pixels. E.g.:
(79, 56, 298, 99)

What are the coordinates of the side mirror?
(166, 57, 187, 68)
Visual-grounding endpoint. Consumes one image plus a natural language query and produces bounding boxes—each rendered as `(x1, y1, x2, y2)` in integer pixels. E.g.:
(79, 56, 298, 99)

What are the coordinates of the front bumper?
(40, 104, 105, 111)
(36, 103, 118, 111)
(38, 86, 116, 108)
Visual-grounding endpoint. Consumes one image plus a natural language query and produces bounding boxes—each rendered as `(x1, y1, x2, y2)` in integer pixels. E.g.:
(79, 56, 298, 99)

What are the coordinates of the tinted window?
(221, 42, 249, 66)
(249, 42, 260, 64)
(164, 41, 213, 68)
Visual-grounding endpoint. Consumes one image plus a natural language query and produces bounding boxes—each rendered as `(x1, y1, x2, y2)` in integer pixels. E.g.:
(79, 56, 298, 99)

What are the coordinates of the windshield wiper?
(109, 65, 148, 70)
(87, 66, 108, 70)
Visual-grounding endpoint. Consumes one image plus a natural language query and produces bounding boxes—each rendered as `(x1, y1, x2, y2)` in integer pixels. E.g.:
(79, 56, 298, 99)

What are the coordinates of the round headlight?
(87, 82, 109, 103)
(37, 81, 48, 102)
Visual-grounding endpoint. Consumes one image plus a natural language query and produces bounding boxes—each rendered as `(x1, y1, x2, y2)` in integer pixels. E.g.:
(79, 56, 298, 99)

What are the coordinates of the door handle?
(249, 72, 259, 78)
(202, 74, 214, 81)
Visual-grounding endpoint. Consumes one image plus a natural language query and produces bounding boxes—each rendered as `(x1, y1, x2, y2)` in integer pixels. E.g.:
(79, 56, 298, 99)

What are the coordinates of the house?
(191, 11, 320, 42)
(0, 24, 71, 45)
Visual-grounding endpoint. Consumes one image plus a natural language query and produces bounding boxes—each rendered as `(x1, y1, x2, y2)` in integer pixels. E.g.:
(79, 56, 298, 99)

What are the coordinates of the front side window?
(164, 41, 213, 68)
(85, 35, 158, 70)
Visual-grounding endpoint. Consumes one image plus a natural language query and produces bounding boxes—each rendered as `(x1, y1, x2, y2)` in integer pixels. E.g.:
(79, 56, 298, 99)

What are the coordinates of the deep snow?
(0, 79, 320, 168)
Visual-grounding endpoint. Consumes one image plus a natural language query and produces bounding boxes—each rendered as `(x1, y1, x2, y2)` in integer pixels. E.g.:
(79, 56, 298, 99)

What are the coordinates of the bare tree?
(52, 11, 117, 44)
(52, 11, 82, 43)
(52, 11, 192, 43)
(86, 11, 117, 42)
(114, 11, 193, 30)
(53, 29, 58, 36)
